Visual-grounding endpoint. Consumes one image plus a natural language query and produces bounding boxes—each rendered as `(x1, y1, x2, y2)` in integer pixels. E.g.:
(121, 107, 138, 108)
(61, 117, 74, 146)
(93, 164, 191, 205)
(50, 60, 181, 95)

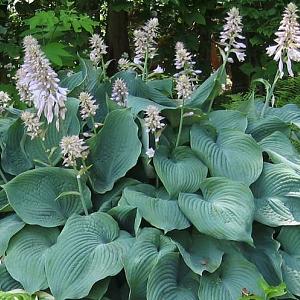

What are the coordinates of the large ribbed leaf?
(259, 131, 300, 171)
(5, 226, 59, 293)
(198, 252, 266, 300)
(24, 98, 80, 166)
(277, 226, 300, 296)
(3, 167, 92, 227)
(209, 110, 247, 132)
(0, 189, 11, 212)
(252, 163, 300, 226)
(187, 67, 225, 111)
(0, 264, 22, 291)
(120, 184, 190, 232)
(1, 119, 33, 175)
(124, 228, 176, 300)
(153, 146, 207, 197)
(240, 224, 283, 286)
(0, 214, 25, 256)
(88, 109, 141, 193)
(191, 125, 263, 185)
(45, 212, 133, 300)
(178, 177, 254, 243)
(169, 231, 224, 275)
(147, 252, 199, 300)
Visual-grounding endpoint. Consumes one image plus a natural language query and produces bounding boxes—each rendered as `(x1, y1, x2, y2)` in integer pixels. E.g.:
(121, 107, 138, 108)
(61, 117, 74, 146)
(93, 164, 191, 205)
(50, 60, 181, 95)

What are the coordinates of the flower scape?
(0, 3, 300, 300)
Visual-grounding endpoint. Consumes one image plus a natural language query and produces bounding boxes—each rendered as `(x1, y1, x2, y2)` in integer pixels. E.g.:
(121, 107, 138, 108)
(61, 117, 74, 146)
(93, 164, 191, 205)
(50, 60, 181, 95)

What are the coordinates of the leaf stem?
(0, 167, 8, 184)
(76, 174, 89, 216)
(175, 100, 185, 148)
(260, 69, 281, 118)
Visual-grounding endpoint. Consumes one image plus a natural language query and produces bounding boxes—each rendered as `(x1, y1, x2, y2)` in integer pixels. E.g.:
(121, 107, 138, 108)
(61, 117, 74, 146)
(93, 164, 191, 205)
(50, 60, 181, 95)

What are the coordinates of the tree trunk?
(106, 1, 130, 75)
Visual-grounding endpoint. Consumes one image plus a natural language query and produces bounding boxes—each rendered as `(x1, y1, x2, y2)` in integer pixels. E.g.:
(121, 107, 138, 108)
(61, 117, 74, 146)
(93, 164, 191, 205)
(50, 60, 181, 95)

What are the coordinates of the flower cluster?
(175, 74, 194, 100)
(111, 78, 129, 107)
(78, 92, 99, 120)
(174, 42, 200, 102)
(21, 111, 43, 140)
(144, 105, 165, 133)
(220, 7, 246, 62)
(0, 91, 11, 114)
(89, 34, 108, 66)
(266, 2, 300, 77)
(174, 42, 195, 71)
(16, 36, 68, 129)
(60, 135, 89, 167)
(133, 18, 159, 65)
(118, 57, 131, 71)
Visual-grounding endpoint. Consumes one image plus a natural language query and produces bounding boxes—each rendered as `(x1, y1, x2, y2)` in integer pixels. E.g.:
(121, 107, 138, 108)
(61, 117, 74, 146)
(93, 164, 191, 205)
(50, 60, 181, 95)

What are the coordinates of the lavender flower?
(60, 135, 89, 167)
(0, 91, 11, 114)
(111, 78, 129, 107)
(220, 7, 246, 62)
(266, 3, 300, 77)
(144, 105, 165, 133)
(78, 92, 99, 120)
(153, 65, 164, 74)
(21, 111, 43, 140)
(118, 57, 131, 70)
(89, 34, 108, 66)
(133, 18, 159, 65)
(16, 36, 68, 129)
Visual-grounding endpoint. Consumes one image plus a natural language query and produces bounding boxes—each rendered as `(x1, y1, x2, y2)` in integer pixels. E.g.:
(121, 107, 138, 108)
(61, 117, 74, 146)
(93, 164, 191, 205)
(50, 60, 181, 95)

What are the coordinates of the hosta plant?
(0, 3, 300, 300)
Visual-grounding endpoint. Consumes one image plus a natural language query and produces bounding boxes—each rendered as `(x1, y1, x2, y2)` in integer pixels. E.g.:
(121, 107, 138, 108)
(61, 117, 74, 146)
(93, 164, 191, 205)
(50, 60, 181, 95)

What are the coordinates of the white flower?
(220, 7, 246, 62)
(146, 147, 155, 158)
(89, 34, 108, 66)
(118, 57, 131, 70)
(78, 92, 99, 120)
(266, 3, 300, 77)
(60, 135, 89, 167)
(144, 105, 165, 133)
(175, 74, 193, 100)
(174, 42, 195, 70)
(133, 18, 159, 65)
(21, 111, 43, 140)
(0, 91, 11, 114)
(16, 36, 68, 129)
(111, 78, 129, 107)
(153, 65, 164, 74)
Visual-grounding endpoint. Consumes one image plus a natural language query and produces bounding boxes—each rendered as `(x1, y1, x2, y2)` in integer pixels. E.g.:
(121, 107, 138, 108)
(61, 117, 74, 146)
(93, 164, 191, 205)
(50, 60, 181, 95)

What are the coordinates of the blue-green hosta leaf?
(240, 224, 283, 286)
(147, 252, 199, 300)
(153, 146, 208, 197)
(147, 78, 173, 96)
(3, 167, 92, 227)
(198, 252, 267, 300)
(88, 109, 141, 193)
(108, 205, 141, 234)
(277, 226, 300, 296)
(187, 67, 225, 111)
(0, 214, 25, 256)
(45, 212, 133, 300)
(178, 177, 254, 243)
(0, 117, 15, 145)
(209, 110, 247, 132)
(267, 104, 300, 128)
(124, 228, 176, 300)
(247, 116, 291, 142)
(259, 131, 300, 171)
(252, 163, 300, 226)
(1, 119, 33, 175)
(5, 226, 59, 293)
(191, 125, 263, 185)
(0, 264, 22, 291)
(127, 95, 171, 115)
(24, 98, 80, 166)
(169, 231, 224, 275)
(120, 184, 190, 232)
